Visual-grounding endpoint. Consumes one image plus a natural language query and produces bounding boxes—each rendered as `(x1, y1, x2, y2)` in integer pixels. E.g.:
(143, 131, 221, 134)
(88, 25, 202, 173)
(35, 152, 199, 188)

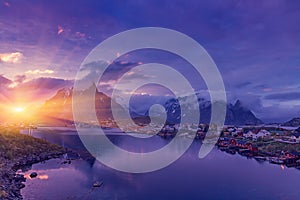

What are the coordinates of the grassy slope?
(0, 128, 65, 199)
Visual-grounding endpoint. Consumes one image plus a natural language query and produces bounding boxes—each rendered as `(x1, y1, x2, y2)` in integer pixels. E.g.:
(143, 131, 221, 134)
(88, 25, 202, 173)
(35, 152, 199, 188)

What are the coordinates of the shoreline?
(216, 137, 300, 169)
(0, 150, 65, 200)
(0, 129, 67, 200)
(0, 126, 298, 200)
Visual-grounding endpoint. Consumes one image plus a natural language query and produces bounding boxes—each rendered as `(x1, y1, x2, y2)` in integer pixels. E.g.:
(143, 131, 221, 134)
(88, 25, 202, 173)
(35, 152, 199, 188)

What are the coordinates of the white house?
(228, 127, 236, 132)
(253, 129, 271, 139)
(244, 129, 271, 140)
(244, 131, 256, 138)
(289, 135, 300, 143)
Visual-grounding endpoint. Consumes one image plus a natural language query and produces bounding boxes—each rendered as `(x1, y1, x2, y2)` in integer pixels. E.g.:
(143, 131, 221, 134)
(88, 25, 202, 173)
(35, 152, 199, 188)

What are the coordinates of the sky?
(0, 0, 300, 122)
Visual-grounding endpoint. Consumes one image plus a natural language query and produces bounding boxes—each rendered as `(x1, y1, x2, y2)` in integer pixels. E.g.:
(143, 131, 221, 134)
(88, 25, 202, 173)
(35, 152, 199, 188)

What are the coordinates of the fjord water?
(21, 128, 300, 200)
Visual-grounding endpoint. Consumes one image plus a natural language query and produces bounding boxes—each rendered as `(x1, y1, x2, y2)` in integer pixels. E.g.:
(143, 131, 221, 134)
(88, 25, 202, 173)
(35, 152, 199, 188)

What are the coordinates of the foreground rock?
(29, 172, 37, 179)
(0, 129, 66, 200)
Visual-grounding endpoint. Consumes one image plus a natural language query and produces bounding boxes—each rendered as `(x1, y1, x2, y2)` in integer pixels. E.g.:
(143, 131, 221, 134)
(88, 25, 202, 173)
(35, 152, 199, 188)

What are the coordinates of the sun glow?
(13, 107, 25, 113)
(2, 103, 38, 123)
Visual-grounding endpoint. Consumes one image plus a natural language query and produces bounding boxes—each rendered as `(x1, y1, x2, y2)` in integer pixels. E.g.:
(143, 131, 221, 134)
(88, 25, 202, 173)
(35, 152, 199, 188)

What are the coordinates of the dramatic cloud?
(18, 77, 73, 90)
(26, 69, 55, 75)
(14, 75, 26, 84)
(258, 105, 300, 123)
(57, 25, 64, 35)
(75, 31, 86, 38)
(0, 74, 74, 104)
(0, 75, 13, 103)
(0, 52, 23, 63)
(80, 60, 141, 83)
(6, 75, 27, 89)
(264, 92, 300, 101)
(56, 24, 89, 45)
(8, 77, 74, 104)
(0, 0, 300, 121)
(0, 75, 12, 87)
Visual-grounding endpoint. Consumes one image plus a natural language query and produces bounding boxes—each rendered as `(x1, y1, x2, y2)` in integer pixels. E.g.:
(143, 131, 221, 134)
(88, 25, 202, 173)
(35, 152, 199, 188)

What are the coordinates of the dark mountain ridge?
(38, 87, 263, 126)
(37, 85, 124, 126)
(282, 117, 300, 127)
(163, 98, 263, 125)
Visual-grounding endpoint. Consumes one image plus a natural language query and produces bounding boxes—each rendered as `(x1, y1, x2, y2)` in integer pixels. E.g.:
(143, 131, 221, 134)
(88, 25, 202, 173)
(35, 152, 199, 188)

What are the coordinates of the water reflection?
(20, 128, 300, 200)
(24, 173, 49, 180)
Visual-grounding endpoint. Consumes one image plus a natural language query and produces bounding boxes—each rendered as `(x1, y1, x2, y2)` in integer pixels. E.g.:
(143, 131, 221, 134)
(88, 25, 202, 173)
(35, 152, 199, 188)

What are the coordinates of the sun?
(13, 107, 25, 113)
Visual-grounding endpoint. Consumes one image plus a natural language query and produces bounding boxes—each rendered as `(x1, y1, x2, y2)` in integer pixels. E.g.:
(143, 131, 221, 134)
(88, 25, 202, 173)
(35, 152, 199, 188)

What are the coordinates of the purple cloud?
(264, 92, 300, 101)
(17, 77, 73, 91)
(0, 74, 12, 87)
(14, 74, 26, 84)
(0, 0, 300, 121)
(0, 75, 73, 104)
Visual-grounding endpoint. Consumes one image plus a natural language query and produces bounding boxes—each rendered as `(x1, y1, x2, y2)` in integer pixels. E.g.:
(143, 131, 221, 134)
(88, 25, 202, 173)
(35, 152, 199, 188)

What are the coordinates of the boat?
(269, 157, 284, 164)
(218, 146, 228, 151)
(225, 149, 236, 155)
(101, 126, 111, 130)
(254, 156, 267, 161)
(93, 181, 103, 188)
(239, 148, 250, 153)
(217, 142, 229, 148)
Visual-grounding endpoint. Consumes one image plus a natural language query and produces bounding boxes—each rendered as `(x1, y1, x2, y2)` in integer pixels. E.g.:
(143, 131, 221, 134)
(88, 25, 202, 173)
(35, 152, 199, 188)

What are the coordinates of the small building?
(290, 135, 300, 143)
(253, 129, 271, 140)
(244, 130, 256, 139)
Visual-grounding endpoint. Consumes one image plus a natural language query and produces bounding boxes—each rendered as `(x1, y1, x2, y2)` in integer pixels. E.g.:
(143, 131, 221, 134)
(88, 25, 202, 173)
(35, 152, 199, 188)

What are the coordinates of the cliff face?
(225, 100, 263, 125)
(38, 86, 124, 125)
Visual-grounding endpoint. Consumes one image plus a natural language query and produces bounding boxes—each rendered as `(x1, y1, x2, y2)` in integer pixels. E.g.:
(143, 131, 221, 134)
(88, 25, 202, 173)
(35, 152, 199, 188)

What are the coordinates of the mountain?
(127, 93, 263, 126)
(282, 117, 300, 127)
(127, 92, 263, 126)
(226, 100, 263, 125)
(38, 85, 124, 126)
(163, 98, 263, 125)
(39, 88, 73, 121)
(37, 87, 263, 126)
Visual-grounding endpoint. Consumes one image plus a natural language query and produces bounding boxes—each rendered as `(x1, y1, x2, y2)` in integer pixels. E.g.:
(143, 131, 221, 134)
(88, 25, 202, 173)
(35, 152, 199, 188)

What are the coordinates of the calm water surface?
(20, 128, 300, 200)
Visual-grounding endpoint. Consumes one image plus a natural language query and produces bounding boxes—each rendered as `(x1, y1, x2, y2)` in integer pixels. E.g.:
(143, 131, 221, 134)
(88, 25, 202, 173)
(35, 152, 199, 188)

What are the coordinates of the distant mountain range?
(162, 97, 263, 125)
(37, 87, 264, 126)
(282, 118, 300, 127)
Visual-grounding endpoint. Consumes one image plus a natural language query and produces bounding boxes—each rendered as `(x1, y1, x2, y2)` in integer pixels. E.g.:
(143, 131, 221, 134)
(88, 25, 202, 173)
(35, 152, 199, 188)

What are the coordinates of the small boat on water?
(93, 181, 103, 188)
(239, 148, 250, 153)
(269, 157, 284, 164)
(101, 126, 111, 130)
(226, 149, 236, 155)
(217, 142, 229, 148)
(218, 146, 228, 151)
(64, 152, 80, 160)
(254, 156, 267, 161)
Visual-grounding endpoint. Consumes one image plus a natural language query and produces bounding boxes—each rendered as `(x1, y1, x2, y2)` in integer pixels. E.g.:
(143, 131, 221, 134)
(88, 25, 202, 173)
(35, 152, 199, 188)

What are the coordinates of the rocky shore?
(0, 128, 66, 200)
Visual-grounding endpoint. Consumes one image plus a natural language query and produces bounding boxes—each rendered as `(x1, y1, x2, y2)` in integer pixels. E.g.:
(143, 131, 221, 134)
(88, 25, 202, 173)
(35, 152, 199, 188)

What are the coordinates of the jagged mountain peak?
(49, 87, 71, 97)
(234, 100, 242, 108)
(163, 97, 262, 125)
(38, 86, 124, 125)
